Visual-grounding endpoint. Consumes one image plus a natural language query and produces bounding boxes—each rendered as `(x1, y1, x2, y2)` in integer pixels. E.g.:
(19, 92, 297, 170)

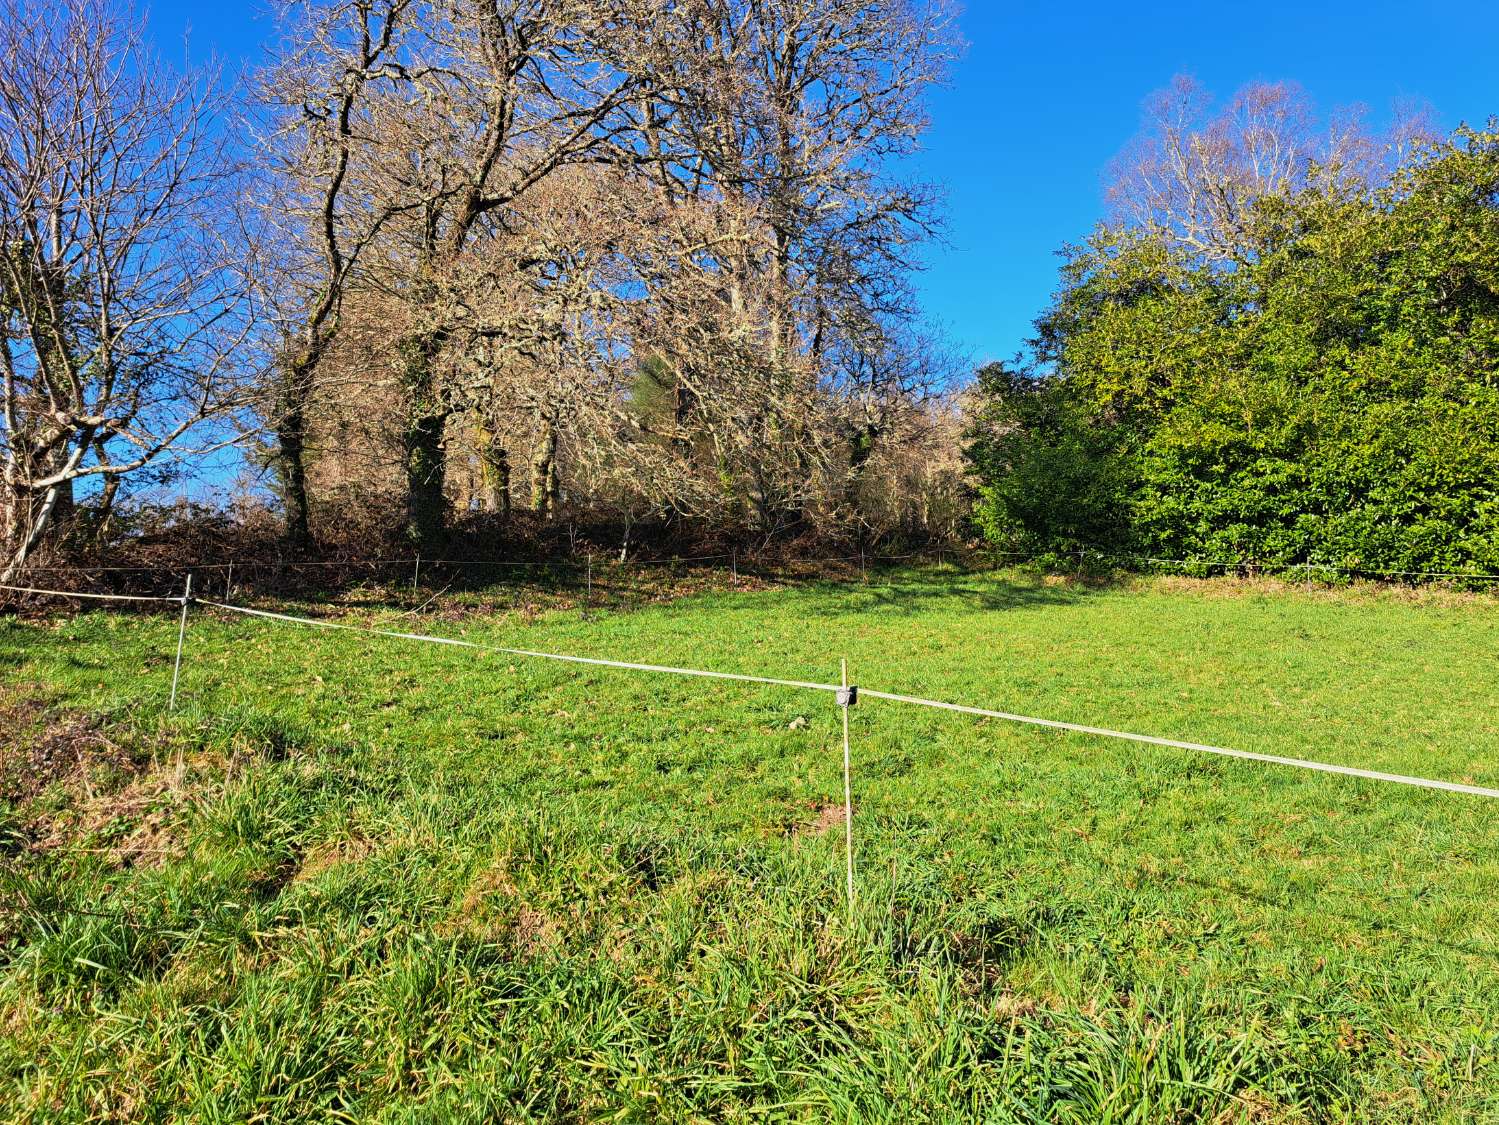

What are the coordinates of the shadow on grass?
(241, 563, 1092, 625)
(4, 557, 1112, 629)
(1124, 863, 1499, 964)
(785, 571, 1094, 618)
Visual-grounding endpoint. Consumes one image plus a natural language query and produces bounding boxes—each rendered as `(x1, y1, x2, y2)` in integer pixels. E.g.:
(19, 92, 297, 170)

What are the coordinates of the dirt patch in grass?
(513, 906, 562, 957)
(0, 683, 184, 867)
(446, 857, 565, 956)
(294, 831, 379, 882)
(0, 685, 137, 805)
(790, 801, 849, 837)
(27, 774, 184, 868)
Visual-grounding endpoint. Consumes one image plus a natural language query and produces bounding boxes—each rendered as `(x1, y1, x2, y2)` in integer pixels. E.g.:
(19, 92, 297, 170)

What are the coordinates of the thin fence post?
(412, 553, 421, 595)
(168, 573, 193, 712)
(838, 658, 856, 921)
(585, 552, 593, 615)
(859, 549, 866, 582)
(225, 561, 234, 599)
(731, 547, 737, 587)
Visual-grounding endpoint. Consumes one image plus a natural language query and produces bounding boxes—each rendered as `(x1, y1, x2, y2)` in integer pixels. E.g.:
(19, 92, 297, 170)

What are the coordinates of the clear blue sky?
(148, 0, 1499, 370)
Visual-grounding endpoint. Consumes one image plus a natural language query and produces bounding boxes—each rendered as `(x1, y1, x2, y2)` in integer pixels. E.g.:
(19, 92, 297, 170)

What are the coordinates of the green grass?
(2, 567, 1498, 1122)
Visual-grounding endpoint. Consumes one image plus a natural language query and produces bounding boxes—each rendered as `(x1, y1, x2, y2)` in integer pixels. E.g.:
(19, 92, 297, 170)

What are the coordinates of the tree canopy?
(967, 112, 1499, 577)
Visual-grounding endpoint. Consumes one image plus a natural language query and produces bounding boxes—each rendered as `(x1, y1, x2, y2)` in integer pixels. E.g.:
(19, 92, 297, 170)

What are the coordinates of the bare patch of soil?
(0, 684, 182, 867)
(789, 800, 849, 837)
(0, 686, 136, 805)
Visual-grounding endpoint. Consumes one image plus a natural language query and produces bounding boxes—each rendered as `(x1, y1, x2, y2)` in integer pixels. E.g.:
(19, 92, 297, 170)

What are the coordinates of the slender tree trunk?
(530, 415, 558, 517)
(1, 482, 65, 583)
(1, 486, 28, 583)
(275, 358, 315, 549)
(402, 334, 449, 550)
(93, 471, 120, 543)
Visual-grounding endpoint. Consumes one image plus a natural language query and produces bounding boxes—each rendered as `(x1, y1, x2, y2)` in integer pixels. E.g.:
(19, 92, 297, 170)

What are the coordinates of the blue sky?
(147, 0, 1498, 369)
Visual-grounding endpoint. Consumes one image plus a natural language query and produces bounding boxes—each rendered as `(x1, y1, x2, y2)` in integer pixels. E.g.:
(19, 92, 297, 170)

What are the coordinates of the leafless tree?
(268, 0, 959, 544)
(253, 0, 419, 547)
(1107, 75, 1438, 265)
(351, 0, 659, 547)
(0, 0, 255, 580)
(613, 0, 959, 532)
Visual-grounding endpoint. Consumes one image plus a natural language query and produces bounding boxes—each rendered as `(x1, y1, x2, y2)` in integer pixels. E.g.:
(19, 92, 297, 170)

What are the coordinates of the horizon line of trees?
(5, 0, 1497, 585)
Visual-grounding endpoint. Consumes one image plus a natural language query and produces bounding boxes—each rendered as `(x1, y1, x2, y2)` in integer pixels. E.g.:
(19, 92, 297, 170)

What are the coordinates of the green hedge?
(966, 127, 1499, 578)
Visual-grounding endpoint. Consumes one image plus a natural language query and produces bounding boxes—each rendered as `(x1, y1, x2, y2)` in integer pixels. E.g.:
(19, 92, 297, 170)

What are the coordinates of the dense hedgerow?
(966, 126, 1499, 576)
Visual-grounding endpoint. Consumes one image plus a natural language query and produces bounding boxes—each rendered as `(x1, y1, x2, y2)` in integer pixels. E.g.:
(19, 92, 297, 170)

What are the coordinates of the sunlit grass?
(2, 567, 1497, 1121)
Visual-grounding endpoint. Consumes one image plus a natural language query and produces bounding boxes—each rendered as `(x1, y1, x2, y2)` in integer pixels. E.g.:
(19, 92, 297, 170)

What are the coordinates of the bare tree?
(254, 0, 418, 548)
(267, 0, 959, 544)
(1107, 75, 1438, 265)
(351, 0, 659, 547)
(0, 0, 254, 580)
(618, 0, 958, 532)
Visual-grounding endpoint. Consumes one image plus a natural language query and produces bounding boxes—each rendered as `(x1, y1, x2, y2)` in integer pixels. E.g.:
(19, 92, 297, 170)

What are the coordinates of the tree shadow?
(783, 570, 1094, 618)
(3, 558, 1102, 629)
(1118, 861, 1499, 963)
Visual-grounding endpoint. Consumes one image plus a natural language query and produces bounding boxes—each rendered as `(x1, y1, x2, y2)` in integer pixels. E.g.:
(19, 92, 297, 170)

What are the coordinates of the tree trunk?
(405, 410, 448, 549)
(480, 437, 511, 519)
(275, 359, 314, 550)
(1, 482, 66, 584)
(530, 416, 558, 518)
(402, 334, 449, 550)
(92, 471, 120, 544)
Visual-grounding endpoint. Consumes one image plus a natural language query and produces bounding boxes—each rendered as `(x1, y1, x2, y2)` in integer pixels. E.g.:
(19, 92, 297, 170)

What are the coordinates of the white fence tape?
(6, 581, 1495, 801)
(198, 599, 1499, 802)
(859, 689, 1499, 800)
(0, 583, 180, 603)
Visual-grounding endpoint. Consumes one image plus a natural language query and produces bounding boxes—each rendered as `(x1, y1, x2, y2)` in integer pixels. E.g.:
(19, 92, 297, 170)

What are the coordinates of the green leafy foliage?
(967, 127, 1499, 576)
(963, 362, 1136, 553)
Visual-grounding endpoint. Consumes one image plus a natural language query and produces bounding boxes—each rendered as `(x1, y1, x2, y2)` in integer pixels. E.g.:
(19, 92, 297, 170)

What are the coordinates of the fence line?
(0, 582, 182, 603)
(0, 548, 951, 604)
(8, 576, 1499, 803)
(14, 544, 1499, 588)
(9, 550, 735, 577)
(198, 597, 1499, 802)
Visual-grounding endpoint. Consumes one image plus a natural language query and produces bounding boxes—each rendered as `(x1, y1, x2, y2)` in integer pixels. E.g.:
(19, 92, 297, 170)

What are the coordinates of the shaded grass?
(1, 568, 1497, 1121)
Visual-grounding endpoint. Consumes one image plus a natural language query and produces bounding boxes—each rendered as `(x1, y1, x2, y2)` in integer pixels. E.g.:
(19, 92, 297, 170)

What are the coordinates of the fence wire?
(5, 577, 1498, 803)
(198, 596, 1499, 803)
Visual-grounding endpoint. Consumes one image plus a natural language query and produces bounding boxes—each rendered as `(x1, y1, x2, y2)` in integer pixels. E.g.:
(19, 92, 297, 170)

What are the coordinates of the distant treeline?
(6, 2, 1496, 584)
(967, 81, 1499, 576)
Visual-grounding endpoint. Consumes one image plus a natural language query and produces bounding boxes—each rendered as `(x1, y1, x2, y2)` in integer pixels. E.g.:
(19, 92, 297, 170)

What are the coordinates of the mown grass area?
(2, 567, 1498, 1122)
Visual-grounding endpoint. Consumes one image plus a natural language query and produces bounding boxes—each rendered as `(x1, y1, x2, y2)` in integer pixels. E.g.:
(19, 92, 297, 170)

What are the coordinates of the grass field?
(2, 566, 1498, 1122)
